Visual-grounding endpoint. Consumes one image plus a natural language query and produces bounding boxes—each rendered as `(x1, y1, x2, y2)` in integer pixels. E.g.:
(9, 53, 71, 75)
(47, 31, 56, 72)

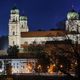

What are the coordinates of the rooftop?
(21, 30, 66, 37)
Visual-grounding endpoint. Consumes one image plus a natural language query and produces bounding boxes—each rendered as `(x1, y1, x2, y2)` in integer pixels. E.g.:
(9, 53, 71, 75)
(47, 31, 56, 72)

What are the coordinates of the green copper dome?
(67, 9, 79, 20)
(11, 6, 19, 14)
(20, 16, 27, 20)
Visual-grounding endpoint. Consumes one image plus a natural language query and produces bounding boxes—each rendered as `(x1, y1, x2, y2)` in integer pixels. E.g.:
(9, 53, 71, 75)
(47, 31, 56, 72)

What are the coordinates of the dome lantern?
(11, 6, 19, 14)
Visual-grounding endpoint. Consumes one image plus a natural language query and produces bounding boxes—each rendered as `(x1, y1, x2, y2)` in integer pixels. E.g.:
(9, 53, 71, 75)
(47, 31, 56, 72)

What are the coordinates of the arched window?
(13, 32, 15, 35)
(12, 17, 16, 22)
(22, 24, 24, 28)
(16, 17, 17, 21)
(13, 41, 14, 45)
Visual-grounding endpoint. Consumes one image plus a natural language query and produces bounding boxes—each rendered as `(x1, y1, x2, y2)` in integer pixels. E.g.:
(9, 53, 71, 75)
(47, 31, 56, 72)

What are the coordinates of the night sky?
(0, 0, 80, 36)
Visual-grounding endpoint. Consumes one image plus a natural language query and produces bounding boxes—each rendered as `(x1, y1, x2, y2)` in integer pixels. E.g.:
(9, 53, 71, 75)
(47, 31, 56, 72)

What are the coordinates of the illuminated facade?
(0, 59, 37, 75)
(8, 7, 66, 49)
(11, 59, 37, 74)
(66, 9, 80, 44)
(8, 7, 29, 47)
(8, 7, 80, 51)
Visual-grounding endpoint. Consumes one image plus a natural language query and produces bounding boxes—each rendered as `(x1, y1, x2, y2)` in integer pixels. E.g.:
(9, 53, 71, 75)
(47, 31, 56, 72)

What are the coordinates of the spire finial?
(70, 5, 76, 12)
(72, 5, 74, 9)
(14, 3, 16, 6)
(22, 11, 25, 16)
(12, 3, 17, 10)
(23, 11, 24, 14)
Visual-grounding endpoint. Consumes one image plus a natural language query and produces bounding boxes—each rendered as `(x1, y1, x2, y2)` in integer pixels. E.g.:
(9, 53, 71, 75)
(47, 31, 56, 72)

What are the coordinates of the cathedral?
(0, 6, 80, 75)
(8, 7, 80, 50)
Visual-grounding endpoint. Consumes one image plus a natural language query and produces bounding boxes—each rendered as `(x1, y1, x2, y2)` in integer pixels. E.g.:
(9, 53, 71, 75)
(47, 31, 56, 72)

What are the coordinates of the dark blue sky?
(0, 0, 80, 36)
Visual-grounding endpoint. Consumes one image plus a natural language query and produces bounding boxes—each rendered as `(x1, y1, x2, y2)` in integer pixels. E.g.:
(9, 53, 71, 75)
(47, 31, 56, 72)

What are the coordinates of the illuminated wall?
(11, 59, 37, 74)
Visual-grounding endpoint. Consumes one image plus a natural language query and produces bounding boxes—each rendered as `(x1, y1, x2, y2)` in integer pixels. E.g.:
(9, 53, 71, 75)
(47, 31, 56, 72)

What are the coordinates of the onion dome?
(67, 9, 79, 20)
(11, 6, 19, 14)
(20, 16, 27, 21)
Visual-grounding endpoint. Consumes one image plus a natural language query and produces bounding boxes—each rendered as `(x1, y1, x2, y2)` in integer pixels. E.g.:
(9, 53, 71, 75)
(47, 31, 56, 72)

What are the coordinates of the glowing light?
(27, 63, 33, 72)
(60, 65, 63, 68)
(48, 64, 56, 74)
(12, 62, 34, 74)
(37, 64, 42, 72)
(37, 65, 41, 69)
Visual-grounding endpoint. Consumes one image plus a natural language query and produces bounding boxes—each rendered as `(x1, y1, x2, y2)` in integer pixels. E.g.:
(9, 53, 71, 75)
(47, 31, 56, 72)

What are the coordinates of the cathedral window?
(41, 41, 45, 44)
(16, 17, 17, 21)
(12, 18, 15, 22)
(13, 32, 15, 35)
(13, 41, 14, 45)
(22, 24, 24, 28)
(12, 16, 15, 21)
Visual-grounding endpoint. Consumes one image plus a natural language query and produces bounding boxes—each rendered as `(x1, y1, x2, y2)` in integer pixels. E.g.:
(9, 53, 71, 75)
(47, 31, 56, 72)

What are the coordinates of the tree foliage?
(7, 45, 19, 58)
(45, 40, 80, 79)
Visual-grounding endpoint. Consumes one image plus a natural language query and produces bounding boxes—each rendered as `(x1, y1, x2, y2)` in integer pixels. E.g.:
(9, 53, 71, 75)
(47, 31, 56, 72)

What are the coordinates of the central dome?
(67, 9, 79, 20)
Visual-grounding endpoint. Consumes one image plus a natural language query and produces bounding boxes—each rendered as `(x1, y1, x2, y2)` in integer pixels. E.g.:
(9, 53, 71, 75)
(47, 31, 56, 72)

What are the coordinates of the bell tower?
(20, 16, 29, 32)
(66, 9, 80, 32)
(66, 8, 80, 44)
(8, 6, 20, 47)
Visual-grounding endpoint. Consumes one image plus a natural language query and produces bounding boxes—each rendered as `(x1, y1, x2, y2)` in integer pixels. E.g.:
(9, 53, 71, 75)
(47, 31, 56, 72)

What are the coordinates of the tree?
(23, 42, 51, 72)
(45, 41, 72, 72)
(55, 54, 71, 71)
(23, 42, 28, 53)
(28, 43, 44, 57)
(5, 60, 12, 75)
(7, 45, 19, 58)
(45, 40, 80, 80)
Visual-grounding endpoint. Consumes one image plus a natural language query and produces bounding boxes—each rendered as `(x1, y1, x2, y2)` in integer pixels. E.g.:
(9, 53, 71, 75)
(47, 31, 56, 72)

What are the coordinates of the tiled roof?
(21, 30, 66, 37)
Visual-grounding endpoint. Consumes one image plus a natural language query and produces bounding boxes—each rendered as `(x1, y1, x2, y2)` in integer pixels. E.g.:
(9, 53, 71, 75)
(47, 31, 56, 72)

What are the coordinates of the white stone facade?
(8, 8, 66, 48)
(66, 20, 80, 32)
(65, 10, 80, 44)
(21, 37, 65, 45)
(8, 7, 80, 49)
(8, 8, 29, 47)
